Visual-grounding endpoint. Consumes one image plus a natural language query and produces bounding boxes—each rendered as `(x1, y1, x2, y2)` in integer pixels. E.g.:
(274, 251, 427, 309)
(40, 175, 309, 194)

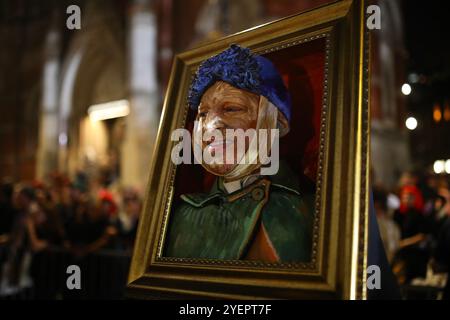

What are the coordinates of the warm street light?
(401, 83, 412, 96)
(434, 160, 445, 174)
(88, 100, 130, 121)
(445, 160, 450, 174)
(405, 117, 418, 130)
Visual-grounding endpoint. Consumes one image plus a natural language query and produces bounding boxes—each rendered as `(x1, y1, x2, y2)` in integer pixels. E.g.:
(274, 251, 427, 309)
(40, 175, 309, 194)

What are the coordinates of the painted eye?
(224, 106, 243, 112)
(198, 111, 208, 118)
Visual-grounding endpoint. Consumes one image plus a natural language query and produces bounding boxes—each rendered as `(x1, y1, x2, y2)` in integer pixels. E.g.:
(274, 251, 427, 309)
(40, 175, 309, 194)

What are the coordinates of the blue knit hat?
(188, 44, 292, 123)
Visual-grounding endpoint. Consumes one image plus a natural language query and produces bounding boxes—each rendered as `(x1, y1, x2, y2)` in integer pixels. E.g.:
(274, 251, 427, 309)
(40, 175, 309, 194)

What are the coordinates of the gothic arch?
(58, 2, 127, 177)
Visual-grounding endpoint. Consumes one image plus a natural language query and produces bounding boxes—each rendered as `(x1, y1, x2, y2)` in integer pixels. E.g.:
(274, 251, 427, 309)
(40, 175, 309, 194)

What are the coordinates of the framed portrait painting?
(127, 0, 370, 299)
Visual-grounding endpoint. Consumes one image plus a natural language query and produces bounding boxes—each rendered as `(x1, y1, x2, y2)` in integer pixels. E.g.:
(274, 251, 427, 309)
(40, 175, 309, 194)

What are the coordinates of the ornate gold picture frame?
(127, 0, 370, 299)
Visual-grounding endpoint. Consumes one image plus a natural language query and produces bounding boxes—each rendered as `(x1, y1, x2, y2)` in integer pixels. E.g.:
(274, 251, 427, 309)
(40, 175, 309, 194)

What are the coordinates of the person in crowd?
(98, 189, 118, 220)
(28, 183, 66, 299)
(31, 183, 65, 246)
(0, 180, 15, 243)
(394, 185, 425, 239)
(392, 185, 429, 284)
(63, 191, 118, 299)
(110, 187, 141, 251)
(65, 194, 116, 259)
(0, 180, 16, 297)
(424, 194, 448, 242)
(0, 186, 39, 297)
(53, 183, 76, 230)
(398, 171, 420, 190)
(373, 187, 401, 263)
(431, 199, 450, 300)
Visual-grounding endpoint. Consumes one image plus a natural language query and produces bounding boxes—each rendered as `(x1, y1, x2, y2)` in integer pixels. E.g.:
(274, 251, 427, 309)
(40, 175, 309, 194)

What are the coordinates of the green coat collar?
(181, 162, 301, 207)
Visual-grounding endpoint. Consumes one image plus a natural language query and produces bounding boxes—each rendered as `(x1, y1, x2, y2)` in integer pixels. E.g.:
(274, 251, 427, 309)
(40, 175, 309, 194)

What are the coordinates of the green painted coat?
(164, 164, 314, 262)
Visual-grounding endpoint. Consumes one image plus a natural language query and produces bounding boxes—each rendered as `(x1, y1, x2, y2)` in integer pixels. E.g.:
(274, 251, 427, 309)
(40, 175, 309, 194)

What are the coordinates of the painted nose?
(205, 114, 225, 131)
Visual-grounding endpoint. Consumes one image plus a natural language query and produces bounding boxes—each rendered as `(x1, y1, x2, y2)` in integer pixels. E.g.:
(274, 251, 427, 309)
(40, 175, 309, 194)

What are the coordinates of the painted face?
(194, 81, 259, 176)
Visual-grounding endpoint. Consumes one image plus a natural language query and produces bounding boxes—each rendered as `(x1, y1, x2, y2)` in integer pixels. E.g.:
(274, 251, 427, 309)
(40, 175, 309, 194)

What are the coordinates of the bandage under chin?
(223, 96, 278, 181)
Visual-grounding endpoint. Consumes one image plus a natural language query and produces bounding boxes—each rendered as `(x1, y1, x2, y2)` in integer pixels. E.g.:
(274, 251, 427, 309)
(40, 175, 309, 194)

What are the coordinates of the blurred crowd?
(0, 172, 141, 299)
(2, 167, 450, 299)
(373, 172, 450, 299)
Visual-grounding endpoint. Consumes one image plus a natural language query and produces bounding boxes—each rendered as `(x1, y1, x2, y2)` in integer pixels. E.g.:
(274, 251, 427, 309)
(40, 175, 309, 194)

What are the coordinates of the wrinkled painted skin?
(195, 81, 259, 176)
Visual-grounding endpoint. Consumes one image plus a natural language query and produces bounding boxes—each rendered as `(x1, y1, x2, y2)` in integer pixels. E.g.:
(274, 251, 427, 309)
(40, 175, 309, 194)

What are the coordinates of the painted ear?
(277, 111, 290, 137)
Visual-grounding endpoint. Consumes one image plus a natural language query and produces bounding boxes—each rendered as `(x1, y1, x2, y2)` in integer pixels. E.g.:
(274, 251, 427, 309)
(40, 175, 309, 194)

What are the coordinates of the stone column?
(121, 0, 160, 190)
(36, 30, 61, 181)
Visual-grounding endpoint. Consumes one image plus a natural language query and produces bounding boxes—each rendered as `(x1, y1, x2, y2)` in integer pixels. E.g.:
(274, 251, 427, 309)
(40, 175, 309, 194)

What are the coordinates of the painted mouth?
(206, 139, 234, 153)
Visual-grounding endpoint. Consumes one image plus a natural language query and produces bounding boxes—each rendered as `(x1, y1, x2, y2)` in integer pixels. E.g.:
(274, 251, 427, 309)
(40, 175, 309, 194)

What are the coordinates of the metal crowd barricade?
(0, 245, 132, 300)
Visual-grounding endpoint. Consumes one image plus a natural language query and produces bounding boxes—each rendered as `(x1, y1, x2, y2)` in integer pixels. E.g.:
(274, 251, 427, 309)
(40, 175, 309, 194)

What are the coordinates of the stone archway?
(36, 2, 127, 186)
(36, 0, 159, 190)
(63, 3, 127, 186)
